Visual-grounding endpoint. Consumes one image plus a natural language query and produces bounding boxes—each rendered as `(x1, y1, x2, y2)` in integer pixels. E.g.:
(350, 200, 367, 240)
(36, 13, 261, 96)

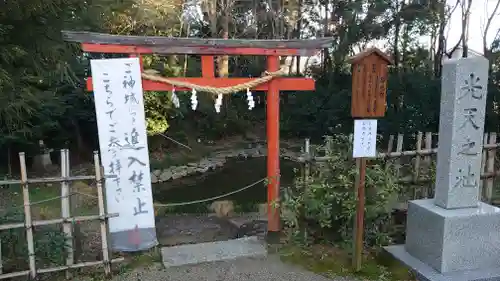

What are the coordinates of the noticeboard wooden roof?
(348, 47, 393, 65)
(61, 31, 335, 56)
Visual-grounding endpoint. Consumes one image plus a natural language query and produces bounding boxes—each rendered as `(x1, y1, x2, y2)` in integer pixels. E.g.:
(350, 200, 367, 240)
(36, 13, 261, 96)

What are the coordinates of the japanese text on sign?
(353, 119, 378, 158)
(91, 58, 155, 233)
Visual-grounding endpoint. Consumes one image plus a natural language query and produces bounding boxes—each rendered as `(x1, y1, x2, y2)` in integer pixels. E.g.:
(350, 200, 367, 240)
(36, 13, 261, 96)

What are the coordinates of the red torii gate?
(62, 31, 333, 237)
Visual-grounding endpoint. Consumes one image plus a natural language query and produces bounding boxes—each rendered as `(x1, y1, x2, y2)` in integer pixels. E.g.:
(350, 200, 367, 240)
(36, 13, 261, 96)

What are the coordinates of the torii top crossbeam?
(62, 30, 334, 236)
(63, 31, 332, 55)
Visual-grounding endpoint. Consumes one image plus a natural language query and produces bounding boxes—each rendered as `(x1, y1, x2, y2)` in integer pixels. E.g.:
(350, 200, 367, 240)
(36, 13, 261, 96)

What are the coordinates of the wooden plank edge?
(62, 30, 334, 50)
(81, 43, 320, 56)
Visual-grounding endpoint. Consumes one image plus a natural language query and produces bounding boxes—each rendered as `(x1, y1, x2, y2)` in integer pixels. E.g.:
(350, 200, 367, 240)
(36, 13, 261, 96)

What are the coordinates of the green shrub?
(0, 208, 67, 271)
(282, 135, 401, 248)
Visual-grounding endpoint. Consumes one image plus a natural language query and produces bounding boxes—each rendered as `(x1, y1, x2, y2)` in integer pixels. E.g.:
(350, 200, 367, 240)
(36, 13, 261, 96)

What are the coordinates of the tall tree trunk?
(295, 0, 303, 75)
(391, 1, 402, 116)
(393, 1, 401, 69)
(460, 0, 472, 57)
(434, 0, 447, 77)
(183, 23, 191, 76)
(322, 0, 329, 72)
(218, 0, 229, 78)
(482, 0, 500, 59)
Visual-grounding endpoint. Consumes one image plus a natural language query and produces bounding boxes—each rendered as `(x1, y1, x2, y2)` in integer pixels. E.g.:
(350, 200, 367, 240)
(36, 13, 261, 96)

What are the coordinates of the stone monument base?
(385, 245, 500, 281)
(384, 199, 500, 281)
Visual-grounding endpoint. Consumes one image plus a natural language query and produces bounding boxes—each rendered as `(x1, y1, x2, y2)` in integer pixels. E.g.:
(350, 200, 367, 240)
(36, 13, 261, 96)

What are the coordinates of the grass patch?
(279, 244, 414, 281)
(124, 247, 163, 268)
(1, 181, 99, 219)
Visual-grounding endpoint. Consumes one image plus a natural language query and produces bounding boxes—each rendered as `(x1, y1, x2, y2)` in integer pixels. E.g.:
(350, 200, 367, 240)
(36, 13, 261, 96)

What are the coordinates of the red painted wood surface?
(86, 77, 315, 92)
(266, 55, 280, 232)
(82, 43, 319, 56)
(201, 56, 215, 78)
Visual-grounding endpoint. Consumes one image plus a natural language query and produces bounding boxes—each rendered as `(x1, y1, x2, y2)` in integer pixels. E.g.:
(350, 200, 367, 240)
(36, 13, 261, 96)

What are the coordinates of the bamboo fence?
(0, 150, 124, 280)
(297, 132, 500, 206)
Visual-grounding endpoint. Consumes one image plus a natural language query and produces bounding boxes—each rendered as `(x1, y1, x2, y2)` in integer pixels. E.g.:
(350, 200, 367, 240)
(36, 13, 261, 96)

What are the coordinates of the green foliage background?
(0, 0, 500, 169)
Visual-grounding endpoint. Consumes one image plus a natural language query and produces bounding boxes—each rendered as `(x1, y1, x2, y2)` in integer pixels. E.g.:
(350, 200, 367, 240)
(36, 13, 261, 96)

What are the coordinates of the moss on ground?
(279, 244, 415, 281)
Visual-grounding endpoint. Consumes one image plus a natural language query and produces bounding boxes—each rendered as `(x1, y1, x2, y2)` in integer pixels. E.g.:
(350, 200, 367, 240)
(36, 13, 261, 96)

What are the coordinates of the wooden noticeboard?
(349, 48, 392, 118)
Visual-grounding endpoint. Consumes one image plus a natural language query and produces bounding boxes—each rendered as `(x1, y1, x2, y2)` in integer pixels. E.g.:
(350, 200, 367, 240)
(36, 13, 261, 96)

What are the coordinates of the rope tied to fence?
(153, 176, 271, 208)
(142, 69, 286, 95)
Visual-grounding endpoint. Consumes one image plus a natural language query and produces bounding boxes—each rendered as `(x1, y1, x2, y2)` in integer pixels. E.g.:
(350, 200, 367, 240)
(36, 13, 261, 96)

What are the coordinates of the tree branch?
(460, 0, 472, 57)
(444, 0, 460, 51)
(483, 0, 500, 55)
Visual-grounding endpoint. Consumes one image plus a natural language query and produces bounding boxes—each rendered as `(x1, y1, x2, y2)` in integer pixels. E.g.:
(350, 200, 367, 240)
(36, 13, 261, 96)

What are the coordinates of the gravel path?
(108, 255, 357, 281)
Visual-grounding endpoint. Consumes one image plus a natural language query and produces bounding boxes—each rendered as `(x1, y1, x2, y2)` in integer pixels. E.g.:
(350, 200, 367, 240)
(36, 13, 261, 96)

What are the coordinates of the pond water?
(152, 157, 299, 213)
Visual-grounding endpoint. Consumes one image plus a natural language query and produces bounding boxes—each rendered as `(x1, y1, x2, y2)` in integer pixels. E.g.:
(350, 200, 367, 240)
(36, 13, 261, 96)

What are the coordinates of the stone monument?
(385, 56, 500, 281)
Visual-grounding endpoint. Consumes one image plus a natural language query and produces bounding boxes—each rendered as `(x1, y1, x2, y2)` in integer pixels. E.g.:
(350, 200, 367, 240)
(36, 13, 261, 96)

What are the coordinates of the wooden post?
(423, 132, 433, 198)
(266, 55, 280, 237)
(395, 134, 404, 178)
(413, 132, 423, 199)
(299, 139, 311, 239)
(94, 151, 111, 275)
(480, 133, 488, 200)
(304, 138, 311, 180)
(348, 47, 392, 271)
(60, 149, 74, 278)
(0, 238, 3, 274)
(353, 157, 366, 271)
(201, 55, 215, 78)
(387, 135, 394, 154)
(19, 152, 36, 279)
(485, 133, 496, 203)
(66, 149, 83, 264)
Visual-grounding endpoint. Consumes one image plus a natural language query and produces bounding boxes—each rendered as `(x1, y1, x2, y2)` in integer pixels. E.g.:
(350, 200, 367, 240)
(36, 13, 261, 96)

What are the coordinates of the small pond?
(152, 157, 299, 213)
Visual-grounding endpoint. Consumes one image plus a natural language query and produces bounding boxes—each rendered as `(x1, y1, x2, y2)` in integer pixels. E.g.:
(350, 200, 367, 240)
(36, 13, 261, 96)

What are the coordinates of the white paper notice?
(90, 58, 155, 233)
(352, 119, 377, 158)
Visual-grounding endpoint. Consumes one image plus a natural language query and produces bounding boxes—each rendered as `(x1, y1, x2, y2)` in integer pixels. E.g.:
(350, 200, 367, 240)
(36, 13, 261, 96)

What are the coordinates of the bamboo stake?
(67, 150, 83, 262)
(0, 258, 124, 280)
(0, 175, 95, 186)
(423, 132, 432, 198)
(60, 149, 74, 278)
(413, 132, 423, 199)
(94, 151, 111, 275)
(298, 139, 311, 241)
(0, 213, 119, 231)
(0, 239, 3, 274)
(304, 139, 310, 181)
(480, 133, 488, 201)
(387, 135, 394, 154)
(395, 134, 404, 178)
(485, 133, 496, 203)
(296, 137, 500, 163)
(19, 153, 36, 279)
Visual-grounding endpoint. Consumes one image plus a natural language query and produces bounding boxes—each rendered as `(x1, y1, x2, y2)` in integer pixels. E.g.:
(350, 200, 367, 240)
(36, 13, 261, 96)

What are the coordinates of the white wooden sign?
(352, 119, 377, 158)
(90, 58, 156, 236)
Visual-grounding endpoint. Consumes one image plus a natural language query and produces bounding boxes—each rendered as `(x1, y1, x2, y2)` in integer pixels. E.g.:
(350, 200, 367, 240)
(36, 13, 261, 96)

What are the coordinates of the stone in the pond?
(151, 173, 158, 183)
(195, 166, 210, 173)
(159, 170, 173, 181)
(209, 200, 235, 218)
